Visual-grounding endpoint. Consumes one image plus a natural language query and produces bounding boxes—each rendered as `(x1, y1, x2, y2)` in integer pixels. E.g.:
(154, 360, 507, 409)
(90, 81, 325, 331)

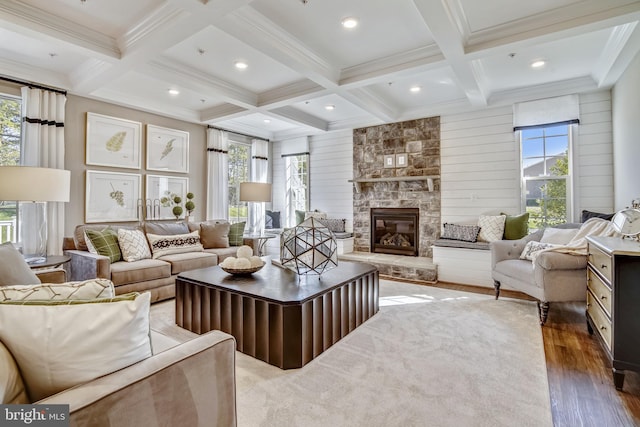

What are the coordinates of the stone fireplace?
(370, 208, 419, 256)
(352, 116, 440, 258)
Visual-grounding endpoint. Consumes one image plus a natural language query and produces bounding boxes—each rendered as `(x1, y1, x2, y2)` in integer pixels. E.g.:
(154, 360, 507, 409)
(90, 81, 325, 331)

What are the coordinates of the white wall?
(440, 91, 614, 224)
(612, 50, 640, 209)
(271, 129, 353, 229)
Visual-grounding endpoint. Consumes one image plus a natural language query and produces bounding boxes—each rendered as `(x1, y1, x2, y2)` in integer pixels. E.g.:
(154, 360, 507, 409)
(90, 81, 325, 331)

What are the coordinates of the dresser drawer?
(587, 267, 612, 316)
(587, 291, 612, 351)
(588, 244, 612, 283)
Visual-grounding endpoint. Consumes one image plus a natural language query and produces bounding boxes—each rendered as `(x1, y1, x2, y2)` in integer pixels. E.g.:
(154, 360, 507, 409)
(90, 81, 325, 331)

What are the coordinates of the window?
(227, 141, 250, 222)
(285, 154, 309, 226)
(0, 94, 21, 243)
(520, 123, 572, 229)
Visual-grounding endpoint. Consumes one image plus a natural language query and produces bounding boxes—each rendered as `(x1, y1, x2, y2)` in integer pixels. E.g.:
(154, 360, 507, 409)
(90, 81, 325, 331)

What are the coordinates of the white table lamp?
(240, 182, 272, 236)
(0, 166, 70, 263)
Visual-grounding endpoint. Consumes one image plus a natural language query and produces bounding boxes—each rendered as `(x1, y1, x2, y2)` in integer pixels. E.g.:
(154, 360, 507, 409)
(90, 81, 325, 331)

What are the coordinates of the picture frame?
(383, 154, 395, 168)
(396, 153, 408, 167)
(86, 113, 142, 169)
(85, 170, 141, 223)
(145, 174, 189, 220)
(146, 124, 189, 173)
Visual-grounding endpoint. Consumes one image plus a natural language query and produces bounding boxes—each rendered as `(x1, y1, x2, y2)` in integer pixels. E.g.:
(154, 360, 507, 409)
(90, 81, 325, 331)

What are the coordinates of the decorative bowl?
(220, 264, 264, 275)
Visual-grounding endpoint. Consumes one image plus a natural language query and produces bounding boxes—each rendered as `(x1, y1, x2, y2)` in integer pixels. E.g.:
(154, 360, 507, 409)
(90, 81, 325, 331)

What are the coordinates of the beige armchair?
(491, 225, 587, 325)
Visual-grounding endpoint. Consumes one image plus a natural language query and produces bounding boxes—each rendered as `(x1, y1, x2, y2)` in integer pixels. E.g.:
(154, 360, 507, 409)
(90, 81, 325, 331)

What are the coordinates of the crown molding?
(258, 80, 328, 108)
(341, 87, 398, 123)
(0, 58, 70, 90)
(119, 3, 188, 53)
(592, 22, 639, 87)
(339, 45, 445, 88)
(0, 1, 119, 59)
(200, 103, 249, 122)
(269, 106, 329, 131)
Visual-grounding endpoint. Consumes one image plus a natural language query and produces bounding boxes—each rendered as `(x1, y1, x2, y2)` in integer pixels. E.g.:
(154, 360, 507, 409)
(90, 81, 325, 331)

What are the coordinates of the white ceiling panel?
(0, 0, 638, 139)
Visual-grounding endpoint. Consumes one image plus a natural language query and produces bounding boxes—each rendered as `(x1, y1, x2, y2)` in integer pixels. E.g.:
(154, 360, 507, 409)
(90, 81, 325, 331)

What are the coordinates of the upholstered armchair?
(491, 225, 587, 325)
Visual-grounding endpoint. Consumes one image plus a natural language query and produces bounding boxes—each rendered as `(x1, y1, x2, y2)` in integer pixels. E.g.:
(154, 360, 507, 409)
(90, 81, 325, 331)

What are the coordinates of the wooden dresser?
(586, 236, 640, 390)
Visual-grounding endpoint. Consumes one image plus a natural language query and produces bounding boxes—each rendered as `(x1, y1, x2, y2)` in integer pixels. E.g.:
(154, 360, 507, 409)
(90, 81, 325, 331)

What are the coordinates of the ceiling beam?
(268, 106, 329, 131)
(412, 0, 488, 107)
(592, 22, 640, 87)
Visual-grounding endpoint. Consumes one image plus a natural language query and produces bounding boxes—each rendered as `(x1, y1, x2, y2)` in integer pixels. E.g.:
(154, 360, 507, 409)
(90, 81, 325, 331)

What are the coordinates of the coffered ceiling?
(1, 0, 639, 140)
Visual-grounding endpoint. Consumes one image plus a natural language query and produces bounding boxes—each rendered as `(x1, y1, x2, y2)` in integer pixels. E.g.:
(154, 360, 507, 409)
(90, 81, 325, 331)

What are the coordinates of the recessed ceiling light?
(168, 88, 180, 95)
(235, 61, 248, 70)
(325, 104, 335, 111)
(531, 60, 546, 68)
(341, 17, 358, 29)
(264, 119, 271, 124)
(410, 86, 421, 93)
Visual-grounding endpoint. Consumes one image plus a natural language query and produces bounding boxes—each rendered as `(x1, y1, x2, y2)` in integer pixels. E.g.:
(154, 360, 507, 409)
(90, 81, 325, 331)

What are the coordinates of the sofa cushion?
(147, 231, 203, 259)
(0, 279, 115, 301)
(158, 252, 218, 275)
(200, 222, 231, 249)
(494, 259, 538, 287)
(74, 224, 138, 252)
(0, 340, 28, 404)
(85, 228, 122, 263)
(144, 221, 189, 236)
(265, 210, 281, 229)
(501, 212, 530, 240)
(0, 292, 152, 402)
(118, 228, 152, 262)
(110, 259, 172, 286)
(441, 223, 480, 242)
(0, 242, 40, 286)
(477, 215, 507, 242)
(229, 222, 246, 246)
(203, 247, 237, 263)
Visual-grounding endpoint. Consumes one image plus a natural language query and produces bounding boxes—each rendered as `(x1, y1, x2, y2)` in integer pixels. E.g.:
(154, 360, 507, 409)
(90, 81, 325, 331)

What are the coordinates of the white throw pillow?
(118, 229, 152, 262)
(477, 215, 507, 242)
(520, 241, 558, 261)
(0, 292, 152, 402)
(0, 279, 115, 302)
(540, 227, 579, 245)
(146, 230, 203, 259)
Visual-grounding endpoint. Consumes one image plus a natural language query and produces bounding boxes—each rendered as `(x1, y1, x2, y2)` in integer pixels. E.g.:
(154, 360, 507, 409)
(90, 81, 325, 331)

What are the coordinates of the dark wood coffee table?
(175, 260, 379, 369)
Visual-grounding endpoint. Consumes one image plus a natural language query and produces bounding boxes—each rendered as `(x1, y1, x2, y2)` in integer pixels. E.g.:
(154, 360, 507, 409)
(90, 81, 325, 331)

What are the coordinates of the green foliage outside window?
(0, 96, 20, 231)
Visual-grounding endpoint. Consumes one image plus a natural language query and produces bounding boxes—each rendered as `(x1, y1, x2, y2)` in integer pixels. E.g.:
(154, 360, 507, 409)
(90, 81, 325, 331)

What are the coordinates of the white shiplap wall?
(271, 129, 354, 230)
(440, 90, 614, 225)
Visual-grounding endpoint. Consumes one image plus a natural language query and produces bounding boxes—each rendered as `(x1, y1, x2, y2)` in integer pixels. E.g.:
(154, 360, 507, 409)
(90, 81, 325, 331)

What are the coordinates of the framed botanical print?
(146, 124, 189, 173)
(86, 113, 142, 169)
(145, 174, 189, 220)
(85, 170, 141, 223)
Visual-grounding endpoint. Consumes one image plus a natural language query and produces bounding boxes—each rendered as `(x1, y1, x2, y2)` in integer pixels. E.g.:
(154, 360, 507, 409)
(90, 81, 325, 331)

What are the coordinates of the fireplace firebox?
(370, 208, 419, 256)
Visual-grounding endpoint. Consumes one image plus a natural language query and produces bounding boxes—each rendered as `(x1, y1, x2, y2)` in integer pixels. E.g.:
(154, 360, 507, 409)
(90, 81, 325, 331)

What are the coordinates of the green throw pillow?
(85, 228, 122, 263)
(295, 210, 305, 225)
(229, 222, 246, 246)
(501, 212, 529, 240)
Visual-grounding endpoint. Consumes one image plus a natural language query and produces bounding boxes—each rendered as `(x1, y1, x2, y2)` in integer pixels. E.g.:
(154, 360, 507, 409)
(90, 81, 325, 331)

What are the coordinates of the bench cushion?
(432, 239, 490, 250)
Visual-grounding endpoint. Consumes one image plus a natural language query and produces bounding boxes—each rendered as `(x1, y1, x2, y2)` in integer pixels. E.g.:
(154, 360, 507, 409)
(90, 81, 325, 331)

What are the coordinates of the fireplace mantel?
(348, 175, 438, 193)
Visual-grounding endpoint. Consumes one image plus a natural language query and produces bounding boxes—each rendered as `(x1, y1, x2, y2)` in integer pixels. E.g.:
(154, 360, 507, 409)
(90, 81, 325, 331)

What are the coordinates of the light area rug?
(150, 279, 552, 427)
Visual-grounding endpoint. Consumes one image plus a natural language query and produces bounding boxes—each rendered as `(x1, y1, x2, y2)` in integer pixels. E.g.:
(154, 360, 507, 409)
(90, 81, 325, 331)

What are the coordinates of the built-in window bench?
(432, 239, 494, 287)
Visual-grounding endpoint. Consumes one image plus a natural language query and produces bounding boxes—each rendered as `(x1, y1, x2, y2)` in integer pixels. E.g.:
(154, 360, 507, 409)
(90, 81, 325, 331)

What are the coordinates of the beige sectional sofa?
(64, 220, 248, 302)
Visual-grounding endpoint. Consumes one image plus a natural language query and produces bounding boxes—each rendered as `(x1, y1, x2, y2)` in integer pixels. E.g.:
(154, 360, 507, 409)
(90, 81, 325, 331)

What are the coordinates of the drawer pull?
(600, 295, 607, 300)
(601, 264, 608, 269)
(587, 303, 591, 307)
(600, 325, 607, 331)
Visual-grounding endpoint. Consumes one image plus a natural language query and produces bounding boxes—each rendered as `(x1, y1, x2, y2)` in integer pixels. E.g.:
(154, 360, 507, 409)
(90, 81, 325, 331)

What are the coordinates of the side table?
(243, 234, 276, 256)
(28, 255, 71, 269)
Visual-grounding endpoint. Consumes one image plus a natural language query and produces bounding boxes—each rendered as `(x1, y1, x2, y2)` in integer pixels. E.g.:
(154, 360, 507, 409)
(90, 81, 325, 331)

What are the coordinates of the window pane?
(543, 124, 568, 137)
(522, 128, 543, 139)
(227, 142, 250, 222)
(523, 158, 544, 177)
(522, 138, 544, 158)
(545, 136, 568, 157)
(547, 155, 568, 176)
(0, 95, 20, 243)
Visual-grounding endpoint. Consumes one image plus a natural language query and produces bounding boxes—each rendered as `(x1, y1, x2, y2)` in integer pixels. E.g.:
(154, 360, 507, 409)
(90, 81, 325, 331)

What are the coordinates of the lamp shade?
(0, 166, 70, 202)
(239, 182, 272, 202)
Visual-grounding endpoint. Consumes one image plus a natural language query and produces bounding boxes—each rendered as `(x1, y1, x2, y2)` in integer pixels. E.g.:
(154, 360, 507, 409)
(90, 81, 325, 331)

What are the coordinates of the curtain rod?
(0, 75, 67, 95)
(207, 125, 269, 142)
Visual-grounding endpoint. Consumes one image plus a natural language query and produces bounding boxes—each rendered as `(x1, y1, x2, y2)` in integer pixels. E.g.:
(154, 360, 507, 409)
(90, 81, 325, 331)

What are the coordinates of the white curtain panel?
(206, 128, 229, 220)
(249, 139, 270, 234)
(20, 87, 67, 256)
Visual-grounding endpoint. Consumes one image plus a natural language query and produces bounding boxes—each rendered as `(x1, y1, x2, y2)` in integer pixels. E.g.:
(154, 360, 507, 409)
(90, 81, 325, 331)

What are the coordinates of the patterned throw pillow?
(117, 229, 152, 262)
(84, 228, 122, 263)
(477, 215, 507, 242)
(0, 279, 115, 301)
(146, 231, 203, 259)
(441, 223, 481, 242)
(319, 218, 346, 233)
(520, 241, 558, 261)
(229, 222, 246, 246)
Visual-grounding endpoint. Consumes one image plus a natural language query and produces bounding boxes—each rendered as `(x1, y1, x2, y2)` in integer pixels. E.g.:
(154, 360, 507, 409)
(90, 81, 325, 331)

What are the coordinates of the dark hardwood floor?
(383, 276, 640, 427)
